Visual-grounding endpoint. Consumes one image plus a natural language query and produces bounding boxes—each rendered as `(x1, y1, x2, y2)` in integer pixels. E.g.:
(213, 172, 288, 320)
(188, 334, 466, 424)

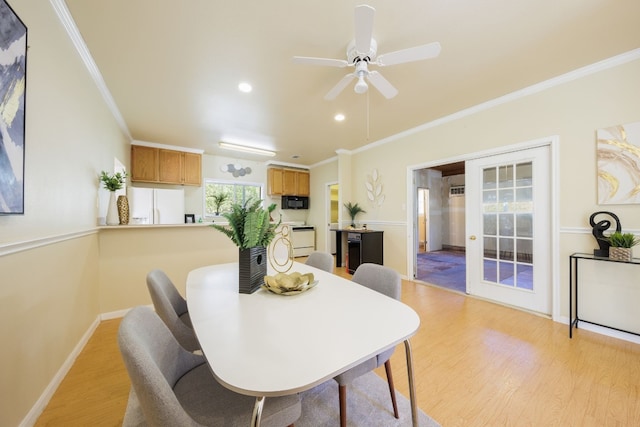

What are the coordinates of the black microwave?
(282, 196, 309, 210)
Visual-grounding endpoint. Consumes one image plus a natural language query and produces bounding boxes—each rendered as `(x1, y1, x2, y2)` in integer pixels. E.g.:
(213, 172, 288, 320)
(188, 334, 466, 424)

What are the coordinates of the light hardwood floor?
(35, 266, 640, 426)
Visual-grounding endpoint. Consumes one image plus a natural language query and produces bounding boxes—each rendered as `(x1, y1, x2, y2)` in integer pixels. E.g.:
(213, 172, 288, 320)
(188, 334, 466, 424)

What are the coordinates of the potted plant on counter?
(607, 231, 639, 262)
(99, 171, 127, 225)
(344, 201, 366, 228)
(211, 199, 280, 293)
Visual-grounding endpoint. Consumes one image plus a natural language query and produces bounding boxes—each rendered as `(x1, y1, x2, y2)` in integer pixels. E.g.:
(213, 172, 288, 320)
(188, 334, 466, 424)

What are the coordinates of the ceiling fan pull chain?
(366, 90, 370, 141)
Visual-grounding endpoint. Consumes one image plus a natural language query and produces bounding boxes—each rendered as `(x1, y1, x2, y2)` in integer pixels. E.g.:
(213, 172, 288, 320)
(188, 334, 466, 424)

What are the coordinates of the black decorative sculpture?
(589, 211, 621, 257)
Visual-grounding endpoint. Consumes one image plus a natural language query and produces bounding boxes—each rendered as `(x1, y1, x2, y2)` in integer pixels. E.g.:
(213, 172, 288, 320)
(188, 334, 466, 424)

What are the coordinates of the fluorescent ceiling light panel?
(219, 141, 276, 157)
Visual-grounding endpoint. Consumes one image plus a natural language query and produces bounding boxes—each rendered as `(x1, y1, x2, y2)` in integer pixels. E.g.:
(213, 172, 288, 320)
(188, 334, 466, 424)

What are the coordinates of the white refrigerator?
(128, 187, 185, 224)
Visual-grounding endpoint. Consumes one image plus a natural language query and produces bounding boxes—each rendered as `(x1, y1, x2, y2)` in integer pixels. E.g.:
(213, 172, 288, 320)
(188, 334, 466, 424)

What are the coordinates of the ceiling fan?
(292, 4, 441, 100)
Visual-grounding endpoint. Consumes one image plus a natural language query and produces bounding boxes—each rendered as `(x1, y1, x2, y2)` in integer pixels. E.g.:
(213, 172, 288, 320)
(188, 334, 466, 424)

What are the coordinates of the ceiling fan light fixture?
(219, 141, 276, 157)
(354, 74, 368, 94)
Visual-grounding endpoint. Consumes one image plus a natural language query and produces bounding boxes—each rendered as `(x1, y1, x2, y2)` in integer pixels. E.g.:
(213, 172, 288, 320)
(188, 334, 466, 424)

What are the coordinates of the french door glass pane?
(484, 214, 497, 235)
(516, 213, 533, 237)
(483, 168, 497, 189)
(516, 162, 532, 186)
(499, 213, 514, 236)
(499, 189, 513, 204)
(516, 264, 533, 290)
(499, 261, 515, 284)
(516, 239, 533, 263)
(499, 165, 513, 188)
(499, 238, 514, 261)
(484, 260, 497, 282)
(484, 237, 497, 259)
(482, 162, 534, 290)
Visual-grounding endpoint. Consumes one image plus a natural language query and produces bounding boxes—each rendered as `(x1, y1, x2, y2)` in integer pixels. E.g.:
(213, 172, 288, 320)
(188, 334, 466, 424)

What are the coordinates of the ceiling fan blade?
(292, 56, 349, 68)
(324, 73, 356, 100)
(376, 42, 442, 66)
(354, 4, 375, 55)
(366, 71, 398, 99)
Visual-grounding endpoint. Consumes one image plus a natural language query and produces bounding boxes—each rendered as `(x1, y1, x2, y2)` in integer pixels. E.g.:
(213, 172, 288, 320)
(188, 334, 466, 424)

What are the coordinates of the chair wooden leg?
(339, 384, 347, 427)
(384, 360, 400, 419)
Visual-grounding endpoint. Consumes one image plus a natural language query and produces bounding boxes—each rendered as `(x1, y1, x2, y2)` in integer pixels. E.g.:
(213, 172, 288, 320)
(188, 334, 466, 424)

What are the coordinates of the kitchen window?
(204, 179, 263, 217)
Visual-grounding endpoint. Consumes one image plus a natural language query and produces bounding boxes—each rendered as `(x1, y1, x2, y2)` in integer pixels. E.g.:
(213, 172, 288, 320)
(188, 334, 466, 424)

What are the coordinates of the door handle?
(469, 235, 477, 240)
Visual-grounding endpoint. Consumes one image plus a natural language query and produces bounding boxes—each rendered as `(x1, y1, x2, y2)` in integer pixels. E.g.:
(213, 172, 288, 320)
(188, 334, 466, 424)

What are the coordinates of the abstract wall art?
(597, 121, 640, 205)
(0, 0, 27, 214)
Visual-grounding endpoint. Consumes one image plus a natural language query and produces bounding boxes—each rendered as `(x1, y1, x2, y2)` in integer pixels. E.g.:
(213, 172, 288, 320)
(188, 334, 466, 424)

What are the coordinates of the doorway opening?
(414, 161, 467, 293)
(327, 183, 339, 255)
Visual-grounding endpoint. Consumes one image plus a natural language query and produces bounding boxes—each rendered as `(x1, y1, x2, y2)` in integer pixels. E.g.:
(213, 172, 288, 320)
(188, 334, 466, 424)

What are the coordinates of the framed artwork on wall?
(597, 121, 640, 205)
(0, 0, 27, 215)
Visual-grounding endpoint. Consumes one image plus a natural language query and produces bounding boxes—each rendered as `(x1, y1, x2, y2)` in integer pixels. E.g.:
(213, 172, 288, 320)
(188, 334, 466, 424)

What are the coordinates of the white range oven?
(290, 226, 315, 257)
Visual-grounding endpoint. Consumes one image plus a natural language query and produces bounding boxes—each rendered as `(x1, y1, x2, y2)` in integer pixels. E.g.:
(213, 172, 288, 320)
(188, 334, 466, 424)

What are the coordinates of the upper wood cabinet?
(182, 152, 202, 185)
(268, 168, 284, 196)
(268, 167, 309, 196)
(296, 171, 310, 196)
(131, 145, 201, 186)
(131, 145, 159, 182)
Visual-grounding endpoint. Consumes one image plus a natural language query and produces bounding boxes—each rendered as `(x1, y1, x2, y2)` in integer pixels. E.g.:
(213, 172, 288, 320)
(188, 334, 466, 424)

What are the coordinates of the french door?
(465, 146, 551, 314)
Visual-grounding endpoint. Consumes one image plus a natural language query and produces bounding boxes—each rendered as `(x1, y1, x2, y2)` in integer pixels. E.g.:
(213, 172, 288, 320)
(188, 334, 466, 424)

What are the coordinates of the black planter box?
(238, 247, 267, 294)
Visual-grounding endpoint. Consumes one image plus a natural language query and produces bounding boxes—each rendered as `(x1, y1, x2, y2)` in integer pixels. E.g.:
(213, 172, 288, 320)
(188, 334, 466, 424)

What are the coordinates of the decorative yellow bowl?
(262, 272, 317, 295)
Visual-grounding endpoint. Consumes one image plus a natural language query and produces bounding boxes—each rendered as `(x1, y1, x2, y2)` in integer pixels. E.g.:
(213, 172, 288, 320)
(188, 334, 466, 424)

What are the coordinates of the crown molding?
(353, 49, 640, 155)
(50, 0, 131, 140)
(132, 140, 204, 154)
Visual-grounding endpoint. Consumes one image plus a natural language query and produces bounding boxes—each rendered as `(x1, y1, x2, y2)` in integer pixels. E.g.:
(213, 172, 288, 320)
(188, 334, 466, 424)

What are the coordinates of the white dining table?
(186, 262, 421, 427)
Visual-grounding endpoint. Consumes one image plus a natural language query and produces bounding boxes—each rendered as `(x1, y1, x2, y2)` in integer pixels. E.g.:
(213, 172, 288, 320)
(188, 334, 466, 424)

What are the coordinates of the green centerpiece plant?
(211, 199, 280, 293)
(344, 201, 366, 228)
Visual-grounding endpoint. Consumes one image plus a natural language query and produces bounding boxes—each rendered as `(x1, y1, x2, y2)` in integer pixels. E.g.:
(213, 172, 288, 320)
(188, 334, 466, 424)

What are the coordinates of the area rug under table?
(298, 371, 440, 427)
(123, 371, 440, 426)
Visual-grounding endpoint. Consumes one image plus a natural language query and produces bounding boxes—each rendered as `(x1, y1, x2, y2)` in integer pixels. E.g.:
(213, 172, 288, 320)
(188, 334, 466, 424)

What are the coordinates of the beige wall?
(307, 159, 339, 253)
(98, 226, 238, 312)
(2, 1, 639, 425)
(0, 1, 129, 425)
(336, 57, 640, 319)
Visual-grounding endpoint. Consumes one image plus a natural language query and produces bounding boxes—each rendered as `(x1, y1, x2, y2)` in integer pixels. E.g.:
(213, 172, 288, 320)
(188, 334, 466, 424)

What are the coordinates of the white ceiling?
(64, 0, 640, 166)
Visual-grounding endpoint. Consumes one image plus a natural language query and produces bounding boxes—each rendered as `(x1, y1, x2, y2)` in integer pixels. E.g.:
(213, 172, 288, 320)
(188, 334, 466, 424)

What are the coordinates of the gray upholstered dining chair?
(334, 263, 401, 427)
(146, 269, 200, 352)
(119, 306, 302, 427)
(304, 251, 334, 273)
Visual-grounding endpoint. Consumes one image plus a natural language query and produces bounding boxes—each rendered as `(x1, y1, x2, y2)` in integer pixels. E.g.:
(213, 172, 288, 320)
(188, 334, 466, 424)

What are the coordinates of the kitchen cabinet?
(131, 145, 201, 186)
(268, 168, 284, 195)
(268, 167, 309, 196)
(131, 145, 159, 182)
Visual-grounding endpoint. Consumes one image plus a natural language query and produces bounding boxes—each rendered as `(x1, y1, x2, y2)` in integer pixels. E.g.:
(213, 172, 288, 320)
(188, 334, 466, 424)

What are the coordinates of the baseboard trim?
(19, 315, 101, 427)
(21, 305, 154, 426)
(100, 305, 153, 320)
(557, 316, 640, 345)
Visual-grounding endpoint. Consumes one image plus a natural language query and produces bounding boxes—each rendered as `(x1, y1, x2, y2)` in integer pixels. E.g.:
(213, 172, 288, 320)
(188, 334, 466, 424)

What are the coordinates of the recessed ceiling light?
(334, 113, 345, 122)
(238, 82, 252, 93)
